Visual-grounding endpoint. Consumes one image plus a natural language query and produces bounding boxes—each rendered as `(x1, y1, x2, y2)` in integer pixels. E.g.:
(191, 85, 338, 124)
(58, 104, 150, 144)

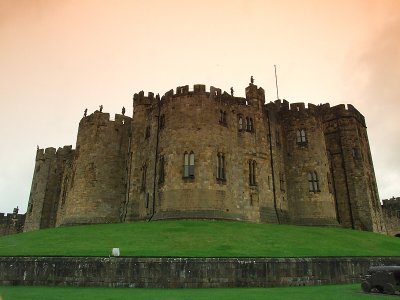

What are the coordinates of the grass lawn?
(0, 284, 396, 300)
(0, 220, 399, 257)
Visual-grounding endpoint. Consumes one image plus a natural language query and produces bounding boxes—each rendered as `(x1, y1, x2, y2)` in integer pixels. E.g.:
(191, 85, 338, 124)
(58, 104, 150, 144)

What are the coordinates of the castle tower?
(322, 104, 385, 232)
(126, 84, 277, 222)
(280, 103, 338, 226)
(56, 111, 132, 226)
(24, 146, 74, 232)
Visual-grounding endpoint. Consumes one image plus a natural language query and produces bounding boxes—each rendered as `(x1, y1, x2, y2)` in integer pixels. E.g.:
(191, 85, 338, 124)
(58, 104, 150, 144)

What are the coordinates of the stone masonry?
(382, 197, 400, 236)
(24, 81, 386, 233)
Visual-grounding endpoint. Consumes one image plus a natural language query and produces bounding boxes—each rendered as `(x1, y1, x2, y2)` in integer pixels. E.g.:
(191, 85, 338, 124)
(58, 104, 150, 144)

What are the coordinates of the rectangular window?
(308, 171, 319, 192)
(141, 164, 147, 191)
(296, 129, 307, 144)
(279, 173, 285, 192)
(397, 211, 400, 219)
(327, 172, 333, 193)
(159, 155, 165, 184)
(249, 160, 256, 185)
(145, 192, 149, 208)
(217, 153, 226, 180)
(183, 152, 195, 178)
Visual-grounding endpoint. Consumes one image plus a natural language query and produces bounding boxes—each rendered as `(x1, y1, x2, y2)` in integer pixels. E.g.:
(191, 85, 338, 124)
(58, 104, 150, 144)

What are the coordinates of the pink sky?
(1, 0, 399, 213)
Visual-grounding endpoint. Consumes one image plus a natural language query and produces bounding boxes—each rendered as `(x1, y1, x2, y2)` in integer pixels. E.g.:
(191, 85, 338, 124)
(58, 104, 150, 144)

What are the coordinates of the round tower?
(126, 84, 275, 223)
(281, 103, 338, 226)
(58, 111, 132, 225)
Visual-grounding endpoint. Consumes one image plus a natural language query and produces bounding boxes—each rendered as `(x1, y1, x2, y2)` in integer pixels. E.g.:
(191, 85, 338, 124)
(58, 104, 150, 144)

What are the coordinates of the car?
(361, 266, 400, 295)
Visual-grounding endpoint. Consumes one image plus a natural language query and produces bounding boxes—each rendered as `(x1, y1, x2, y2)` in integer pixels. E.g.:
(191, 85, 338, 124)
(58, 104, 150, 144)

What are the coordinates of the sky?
(0, 0, 399, 214)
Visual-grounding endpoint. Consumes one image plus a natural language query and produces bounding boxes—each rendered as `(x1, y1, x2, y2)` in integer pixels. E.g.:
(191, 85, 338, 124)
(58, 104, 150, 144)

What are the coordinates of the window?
(246, 117, 254, 132)
(159, 155, 165, 184)
(217, 153, 226, 180)
(279, 173, 285, 192)
(397, 211, 400, 219)
(145, 126, 150, 139)
(308, 171, 319, 192)
(183, 152, 195, 178)
(249, 160, 256, 185)
(141, 164, 147, 191)
(159, 114, 165, 130)
(352, 148, 360, 160)
(145, 192, 149, 208)
(327, 172, 333, 193)
(296, 129, 307, 144)
(238, 116, 243, 131)
(219, 110, 227, 125)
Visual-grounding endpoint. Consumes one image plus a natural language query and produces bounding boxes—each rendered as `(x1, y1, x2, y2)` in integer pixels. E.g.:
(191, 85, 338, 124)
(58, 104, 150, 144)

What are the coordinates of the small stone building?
(23, 81, 386, 233)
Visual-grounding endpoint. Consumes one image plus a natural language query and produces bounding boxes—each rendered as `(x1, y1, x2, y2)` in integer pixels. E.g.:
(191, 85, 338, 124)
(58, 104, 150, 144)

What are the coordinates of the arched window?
(249, 160, 256, 185)
(238, 116, 243, 131)
(217, 153, 225, 180)
(308, 171, 319, 192)
(297, 129, 307, 144)
(184, 152, 195, 178)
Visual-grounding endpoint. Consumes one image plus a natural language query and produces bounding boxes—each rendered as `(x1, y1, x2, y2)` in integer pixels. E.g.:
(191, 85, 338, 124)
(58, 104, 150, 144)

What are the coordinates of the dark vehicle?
(361, 266, 400, 295)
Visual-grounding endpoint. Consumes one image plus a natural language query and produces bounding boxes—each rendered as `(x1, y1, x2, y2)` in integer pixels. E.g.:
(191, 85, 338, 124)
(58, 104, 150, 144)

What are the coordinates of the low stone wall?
(0, 256, 399, 288)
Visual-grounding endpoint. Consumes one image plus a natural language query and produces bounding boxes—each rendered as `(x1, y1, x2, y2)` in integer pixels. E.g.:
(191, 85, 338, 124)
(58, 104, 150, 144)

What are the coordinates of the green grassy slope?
(0, 220, 399, 257)
(0, 284, 388, 300)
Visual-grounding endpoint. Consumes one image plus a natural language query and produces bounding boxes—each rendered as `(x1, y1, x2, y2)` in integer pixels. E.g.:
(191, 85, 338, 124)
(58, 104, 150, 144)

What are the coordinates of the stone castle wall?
(0, 208, 25, 236)
(56, 112, 132, 226)
(23, 82, 386, 233)
(382, 198, 400, 236)
(1, 256, 400, 288)
(24, 146, 74, 232)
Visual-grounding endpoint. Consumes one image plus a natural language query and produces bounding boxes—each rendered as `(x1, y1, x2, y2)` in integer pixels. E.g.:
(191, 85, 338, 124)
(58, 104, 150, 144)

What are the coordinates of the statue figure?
(156, 93, 160, 101)
(84, 108, 87, 117)
(122, 106, 125, 116)
(230, 87, 234, 96)
(99, 105, 103, 112)
(251, 76, 254, 84)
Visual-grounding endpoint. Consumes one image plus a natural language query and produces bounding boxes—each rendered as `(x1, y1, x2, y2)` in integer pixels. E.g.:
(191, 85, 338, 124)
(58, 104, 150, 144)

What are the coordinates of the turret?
(57, 111, 132, 226)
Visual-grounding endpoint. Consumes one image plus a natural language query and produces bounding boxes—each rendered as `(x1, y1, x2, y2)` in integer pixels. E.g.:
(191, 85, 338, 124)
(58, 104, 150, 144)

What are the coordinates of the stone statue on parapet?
(84, 108, 87, 117)
(230, 87, 234, 96)
(122, 106, 125, 116)
(251, 76, 254, 84)
(156, 93, 160, 101)
(99, 105, 103, 112)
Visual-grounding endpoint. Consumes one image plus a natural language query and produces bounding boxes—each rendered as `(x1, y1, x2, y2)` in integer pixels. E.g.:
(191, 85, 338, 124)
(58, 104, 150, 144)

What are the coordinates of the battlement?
(132, 91, 158, 106)
(156, 84, 256, 107)
(266, 100, 366, 125)
(80, 111, 132, 126)
(382, 197, 400, 208)
(36, 145, 75, 161)
(0, 207, 25, 225)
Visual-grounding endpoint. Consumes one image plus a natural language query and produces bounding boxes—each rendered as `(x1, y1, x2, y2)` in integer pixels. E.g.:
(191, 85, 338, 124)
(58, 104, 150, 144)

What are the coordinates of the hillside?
(0, 220, 399, 257)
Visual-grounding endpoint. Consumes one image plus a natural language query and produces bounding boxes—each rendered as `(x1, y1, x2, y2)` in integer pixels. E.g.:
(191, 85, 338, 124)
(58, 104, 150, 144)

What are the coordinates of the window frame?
(183, 151, 195, 178)
(308, 171, 320, 192)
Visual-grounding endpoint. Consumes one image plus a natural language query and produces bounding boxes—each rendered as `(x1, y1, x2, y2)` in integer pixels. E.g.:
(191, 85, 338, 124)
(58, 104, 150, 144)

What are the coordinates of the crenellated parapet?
(158, 84, 256, 107)
(35, 146, 74, 161)
(0, 208, 25, 236)
(133, 91, 157, 106)
(265, 100, 366, 126)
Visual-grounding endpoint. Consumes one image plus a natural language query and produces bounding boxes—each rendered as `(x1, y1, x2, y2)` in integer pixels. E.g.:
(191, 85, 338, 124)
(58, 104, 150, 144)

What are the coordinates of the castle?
(23, 81, 386, 233)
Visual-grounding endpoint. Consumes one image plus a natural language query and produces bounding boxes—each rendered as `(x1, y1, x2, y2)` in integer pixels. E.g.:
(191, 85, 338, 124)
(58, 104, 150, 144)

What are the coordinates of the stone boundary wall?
(0, 256, 399, 288)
